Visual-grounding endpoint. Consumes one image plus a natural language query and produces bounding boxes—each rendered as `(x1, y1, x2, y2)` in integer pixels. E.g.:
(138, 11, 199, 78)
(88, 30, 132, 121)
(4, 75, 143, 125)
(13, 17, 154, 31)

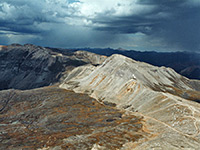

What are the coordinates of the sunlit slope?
(60, 54, 200, 149)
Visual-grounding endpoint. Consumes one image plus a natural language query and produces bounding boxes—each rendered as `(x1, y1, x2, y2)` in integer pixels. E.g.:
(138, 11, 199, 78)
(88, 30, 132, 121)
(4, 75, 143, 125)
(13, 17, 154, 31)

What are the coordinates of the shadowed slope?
(0, 44, 106, 90)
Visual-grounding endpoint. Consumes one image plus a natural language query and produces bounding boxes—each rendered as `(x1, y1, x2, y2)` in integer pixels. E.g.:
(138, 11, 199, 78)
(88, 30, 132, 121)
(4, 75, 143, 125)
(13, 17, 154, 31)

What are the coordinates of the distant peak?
(116, 47, 127, 51)
(10, 43, 22, 47)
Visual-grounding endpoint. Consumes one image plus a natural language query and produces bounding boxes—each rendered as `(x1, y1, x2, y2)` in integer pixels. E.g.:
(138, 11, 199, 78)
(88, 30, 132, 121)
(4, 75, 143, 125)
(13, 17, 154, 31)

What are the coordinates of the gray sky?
(0, 0, 200, 52)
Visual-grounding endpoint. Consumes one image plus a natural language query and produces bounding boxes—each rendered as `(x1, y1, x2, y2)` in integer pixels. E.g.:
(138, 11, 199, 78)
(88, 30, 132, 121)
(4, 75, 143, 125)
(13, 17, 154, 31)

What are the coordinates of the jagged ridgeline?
(74, 47, 200, 80)
(0, 44, 200, 149)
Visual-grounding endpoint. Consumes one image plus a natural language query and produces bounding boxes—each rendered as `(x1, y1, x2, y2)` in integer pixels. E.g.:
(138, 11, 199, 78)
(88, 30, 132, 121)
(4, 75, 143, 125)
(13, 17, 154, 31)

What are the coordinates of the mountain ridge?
(60, 54, 200, 102)
(0, 44, 106, 90)
(66, 47, 200, 80)
(60, 51, 200, 149)
(1, 44, 200, 149)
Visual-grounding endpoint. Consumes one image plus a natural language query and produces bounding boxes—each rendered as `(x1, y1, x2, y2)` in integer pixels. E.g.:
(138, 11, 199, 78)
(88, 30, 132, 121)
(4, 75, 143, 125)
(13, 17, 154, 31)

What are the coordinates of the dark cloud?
(91, 0, 200, 51)
(0, 0, 199, 52)
(0, 34, 9, 45)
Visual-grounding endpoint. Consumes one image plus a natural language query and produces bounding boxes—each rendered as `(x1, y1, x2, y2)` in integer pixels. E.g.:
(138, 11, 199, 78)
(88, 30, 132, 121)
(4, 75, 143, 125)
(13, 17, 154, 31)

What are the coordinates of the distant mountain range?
(64, 48, 200, 80)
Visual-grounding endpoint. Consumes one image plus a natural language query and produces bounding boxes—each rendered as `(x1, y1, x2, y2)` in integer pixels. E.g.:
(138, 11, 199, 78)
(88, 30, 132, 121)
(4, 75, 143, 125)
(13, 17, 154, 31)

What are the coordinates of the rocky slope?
(0, 44, 106, 90)
(0, 87, 148, 150)
(180, 66, 200, 79)
(1, 87, 200, 149)
(61, 54, 200, 102)
(60, 54, 200, 149)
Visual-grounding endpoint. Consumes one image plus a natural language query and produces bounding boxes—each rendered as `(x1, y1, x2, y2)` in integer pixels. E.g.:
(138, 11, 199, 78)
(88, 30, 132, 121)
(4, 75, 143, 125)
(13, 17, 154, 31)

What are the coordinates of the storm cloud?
(0, 0, 199, 52)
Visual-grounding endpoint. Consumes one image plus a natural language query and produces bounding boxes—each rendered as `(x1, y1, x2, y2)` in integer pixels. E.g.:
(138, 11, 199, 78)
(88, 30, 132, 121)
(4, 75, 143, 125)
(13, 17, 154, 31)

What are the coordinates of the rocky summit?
(0, 44, 200, 149)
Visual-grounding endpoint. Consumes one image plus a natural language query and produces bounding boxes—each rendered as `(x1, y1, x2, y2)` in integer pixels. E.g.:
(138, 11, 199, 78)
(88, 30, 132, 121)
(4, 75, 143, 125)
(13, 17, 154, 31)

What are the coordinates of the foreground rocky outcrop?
(1, 86, 200, 149)
(0, 87, 148, 150)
